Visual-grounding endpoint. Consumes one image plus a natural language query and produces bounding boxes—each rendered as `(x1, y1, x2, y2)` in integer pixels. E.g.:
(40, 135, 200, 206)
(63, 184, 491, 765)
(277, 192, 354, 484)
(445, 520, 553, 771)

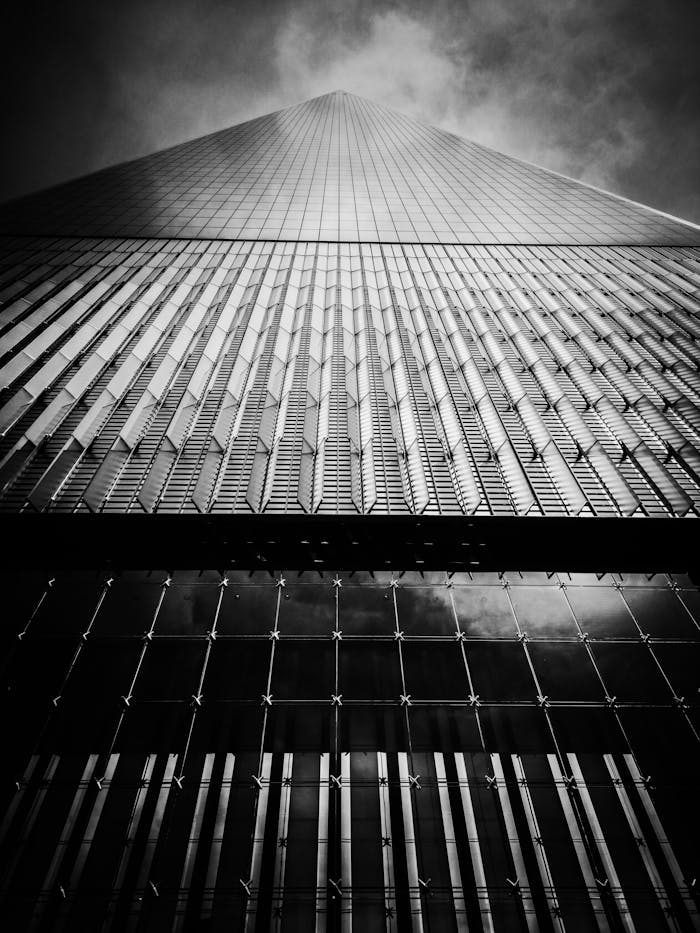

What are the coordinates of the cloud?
(273, 9, 466, 120)
(266, 0, 699, 221)
(1, 0, 698, 222)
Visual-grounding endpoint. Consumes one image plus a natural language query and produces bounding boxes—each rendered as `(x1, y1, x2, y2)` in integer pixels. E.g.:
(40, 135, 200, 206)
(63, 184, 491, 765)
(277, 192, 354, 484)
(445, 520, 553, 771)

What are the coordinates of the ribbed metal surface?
(1, 91, 698, 245)
(1, 236, 699, 517)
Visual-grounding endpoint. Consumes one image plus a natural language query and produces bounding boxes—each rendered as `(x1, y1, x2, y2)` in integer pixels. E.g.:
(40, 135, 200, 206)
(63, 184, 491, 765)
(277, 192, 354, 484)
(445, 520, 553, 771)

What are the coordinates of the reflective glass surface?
(1, 567, 698, 930)
(1, 92, 696, 244)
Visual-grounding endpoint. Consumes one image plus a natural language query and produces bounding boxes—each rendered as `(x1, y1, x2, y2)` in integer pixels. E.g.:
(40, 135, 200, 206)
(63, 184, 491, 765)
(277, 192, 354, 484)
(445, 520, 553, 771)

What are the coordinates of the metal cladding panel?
(0, 236, 699, 518)
(1, 91, 698, 245)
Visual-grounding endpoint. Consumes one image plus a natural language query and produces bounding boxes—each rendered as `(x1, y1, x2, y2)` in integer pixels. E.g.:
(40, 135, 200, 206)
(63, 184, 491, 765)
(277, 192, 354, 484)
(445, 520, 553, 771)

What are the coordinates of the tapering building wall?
(1, 238, 700, 518)
(0, 92, 699, 932)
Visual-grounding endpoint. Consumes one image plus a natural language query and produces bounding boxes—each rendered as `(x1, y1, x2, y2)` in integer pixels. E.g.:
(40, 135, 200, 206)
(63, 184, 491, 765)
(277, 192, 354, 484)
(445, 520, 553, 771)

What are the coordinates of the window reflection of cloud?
(509, 586, 577, 637)
(451, 586, 515, 637)
(395, 585, 456, 635)
(565, 587, 637, 638)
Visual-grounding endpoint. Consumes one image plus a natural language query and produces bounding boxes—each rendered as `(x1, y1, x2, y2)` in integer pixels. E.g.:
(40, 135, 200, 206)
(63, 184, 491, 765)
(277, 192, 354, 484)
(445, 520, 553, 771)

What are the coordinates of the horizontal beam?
(1, 514, 697, 575)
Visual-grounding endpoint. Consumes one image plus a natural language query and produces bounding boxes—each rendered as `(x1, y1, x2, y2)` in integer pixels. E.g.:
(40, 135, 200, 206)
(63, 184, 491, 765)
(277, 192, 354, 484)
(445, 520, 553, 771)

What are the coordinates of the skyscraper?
(0, 90, 698, 930)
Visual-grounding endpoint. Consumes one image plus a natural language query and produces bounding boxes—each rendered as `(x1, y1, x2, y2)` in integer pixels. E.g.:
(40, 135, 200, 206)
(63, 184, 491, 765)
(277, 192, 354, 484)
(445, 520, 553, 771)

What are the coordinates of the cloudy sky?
(2, 0, 699, 222)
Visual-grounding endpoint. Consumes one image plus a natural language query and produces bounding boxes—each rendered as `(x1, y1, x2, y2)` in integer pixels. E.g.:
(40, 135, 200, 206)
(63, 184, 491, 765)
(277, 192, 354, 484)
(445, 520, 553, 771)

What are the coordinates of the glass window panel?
(623, 588, 699, 638)
(528, 643, 603, 701)
(217, 585, 278, 634)
(113, 703, 185, 755)
(93, 581, 163, 635)
(651, 644, 700, 703)
(340, 644, 401, 700)
(508, 585, 578, 637)
(192, 703, 263, 753)
(565, 586, 637, 637)
(134, 641, 207, 700)
(263, 706, 330, 752)
(153, 583, 221, 634)
(402, 643, 468, 699)
(619, 709, 700, 780)
(480, 706, 555, 752)
(2, 571, 49, 634)
(60, 640, 141, 704)
(270, 642, 334, 699)
(409, 706, 483, 751)
(31, 572, 107, 636)
(676, 589, 700, 628)
(548, 707, 626, 753)
(450, 585, 516, 637)
(6, 638, 76, 701)
(205, 642, 271, 700)
(394, 585, 456, 634)
(467, 642, 535, 700)
(341, 707, 406, 752)
(277, 584, 335, 634)
(590, 644, 670, 701)
(339, 586, 394, 634)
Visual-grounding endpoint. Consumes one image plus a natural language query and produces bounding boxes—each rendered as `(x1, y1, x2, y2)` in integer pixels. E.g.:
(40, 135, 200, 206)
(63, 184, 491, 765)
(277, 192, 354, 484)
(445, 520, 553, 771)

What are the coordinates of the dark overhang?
(4, 513, 697, 576)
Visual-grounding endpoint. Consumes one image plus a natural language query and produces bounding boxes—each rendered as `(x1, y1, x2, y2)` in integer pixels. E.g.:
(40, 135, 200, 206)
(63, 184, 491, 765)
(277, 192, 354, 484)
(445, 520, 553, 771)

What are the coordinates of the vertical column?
(315, 753, 330, 933)
(0, 754, 39, 845)
(397, 752, 424, 933)
(511, 754, 566, 933)
(433, 752, 469, 933)
(603, 755, 680, 931)
(453, 753, 495, 933)
(0, 755, 60, 902)
(201, 752, 235, 920)
(622, 753, 700, 930)
(490, 754, 540, 933)
(127, 753, 178, 933)
(566, 755, 635, 933)
(103, 754, 157, 931)
(377, 752, 397, 930)
(547, 754, 611, 932)
(242, 574, 283, 930)
(29, 754, 99, 931)
(340, 752, 352, 933)
(243, 752, 273, 933)
(53, 753, 121, 931)
(271, 752, 294, 930)
(172, 752, 216, 932)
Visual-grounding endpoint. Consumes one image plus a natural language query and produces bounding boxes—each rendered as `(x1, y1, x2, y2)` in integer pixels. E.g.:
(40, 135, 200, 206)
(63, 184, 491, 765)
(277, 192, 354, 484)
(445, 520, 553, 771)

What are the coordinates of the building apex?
(0, 87, 697, 245)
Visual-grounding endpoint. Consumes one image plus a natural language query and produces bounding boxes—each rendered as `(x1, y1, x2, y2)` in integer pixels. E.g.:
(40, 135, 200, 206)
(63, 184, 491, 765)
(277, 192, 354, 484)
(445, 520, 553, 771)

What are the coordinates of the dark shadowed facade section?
(0, 91, 699, 932)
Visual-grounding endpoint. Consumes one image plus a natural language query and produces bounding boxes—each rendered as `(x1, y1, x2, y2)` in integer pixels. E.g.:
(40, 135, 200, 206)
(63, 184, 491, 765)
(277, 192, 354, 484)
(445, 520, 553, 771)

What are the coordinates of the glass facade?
(0, 91, 698, 930)
(1, 570, 699, 930)
(0, 92, 697, 244)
